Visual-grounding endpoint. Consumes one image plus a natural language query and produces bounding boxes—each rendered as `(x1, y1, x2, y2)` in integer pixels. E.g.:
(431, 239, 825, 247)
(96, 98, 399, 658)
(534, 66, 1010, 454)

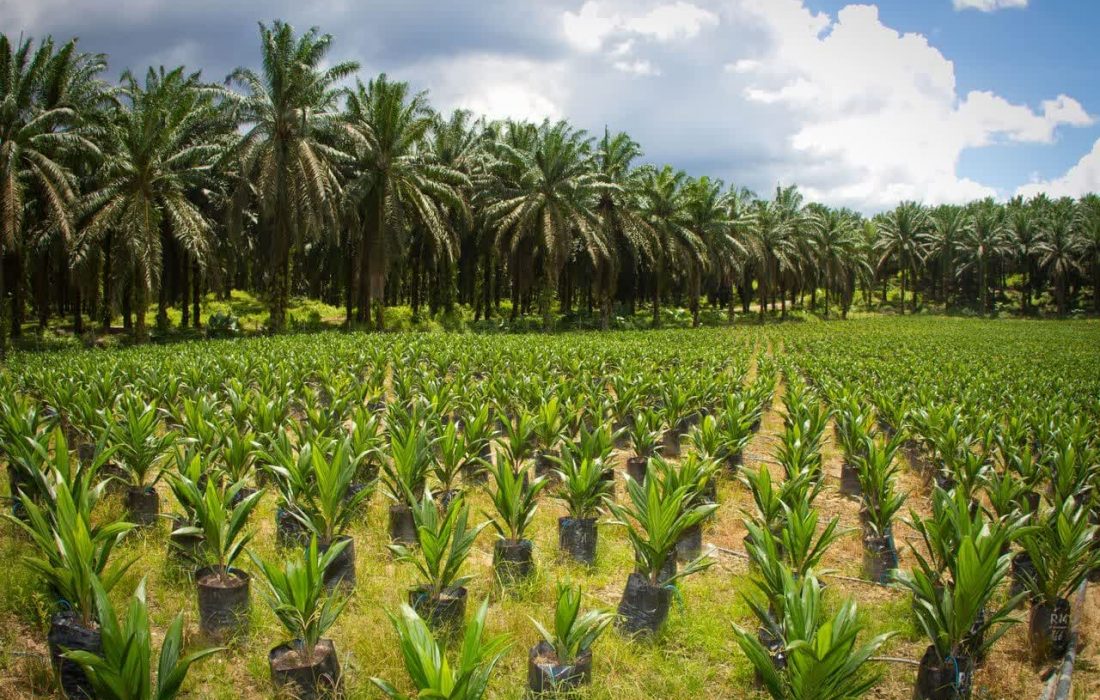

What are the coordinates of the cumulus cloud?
(953, 0, 1028, 12)
(729, 1, 1092, 208)
(1017, 138, 1100, 199)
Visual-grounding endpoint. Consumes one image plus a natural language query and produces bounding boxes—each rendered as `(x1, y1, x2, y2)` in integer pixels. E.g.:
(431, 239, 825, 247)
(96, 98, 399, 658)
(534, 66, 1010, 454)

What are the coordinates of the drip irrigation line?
(869, 656, 920, 667)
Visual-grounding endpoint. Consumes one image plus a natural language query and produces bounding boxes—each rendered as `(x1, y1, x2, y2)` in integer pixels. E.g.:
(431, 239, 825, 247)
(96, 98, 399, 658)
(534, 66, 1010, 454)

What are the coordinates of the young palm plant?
(64, 577, 221, 700)
(854, 434, 907, 582)
(485, 455, 548, 583)
(527, 582, 614, 693)
(109, 397, 177, 525)
(1018, 500, 1100, 661)
(553, 455, 614, 565)
(533, 396, 568, 478)
(896, 513, 1024, 700)
(169, 475, 264, 637)
(390, 491, 487, 630)
(293, 439, 373, 589)
(733, 571, 893, 700)
(371, 599, 509, 700)
(624, 408, 662, 484)
(252, 538, 352, 698)
(607, 473, 717, 636)
(382, 422, 435, 544)
(5, 430, 137, 699)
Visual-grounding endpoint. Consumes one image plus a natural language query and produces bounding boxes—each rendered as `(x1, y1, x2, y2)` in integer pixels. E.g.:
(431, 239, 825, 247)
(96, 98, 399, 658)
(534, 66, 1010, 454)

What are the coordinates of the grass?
(1, 318, 1099, 698)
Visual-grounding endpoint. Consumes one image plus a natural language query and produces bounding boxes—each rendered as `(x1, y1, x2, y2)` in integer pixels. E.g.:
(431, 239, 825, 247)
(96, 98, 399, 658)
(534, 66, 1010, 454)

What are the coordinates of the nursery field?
(1, 317, 1099, 700)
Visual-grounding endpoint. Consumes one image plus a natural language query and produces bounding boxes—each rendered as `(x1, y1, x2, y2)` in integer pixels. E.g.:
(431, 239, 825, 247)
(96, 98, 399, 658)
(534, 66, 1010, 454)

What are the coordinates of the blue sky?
(809, 0, 1100, 193)
(3, 0, 1098, 212)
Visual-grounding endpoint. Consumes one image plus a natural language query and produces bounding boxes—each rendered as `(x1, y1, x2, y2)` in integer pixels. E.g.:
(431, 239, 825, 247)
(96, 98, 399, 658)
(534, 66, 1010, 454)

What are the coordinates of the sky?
(3, 0, 1099, 213)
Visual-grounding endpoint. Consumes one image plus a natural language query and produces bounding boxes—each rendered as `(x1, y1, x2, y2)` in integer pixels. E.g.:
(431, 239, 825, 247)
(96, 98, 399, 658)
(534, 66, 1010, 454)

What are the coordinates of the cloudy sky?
(4, 0, 1098, 212)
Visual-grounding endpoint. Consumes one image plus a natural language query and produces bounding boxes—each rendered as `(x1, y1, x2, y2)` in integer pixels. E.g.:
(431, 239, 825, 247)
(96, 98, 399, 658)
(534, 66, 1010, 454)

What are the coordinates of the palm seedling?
(169, 475, 264, 637)
(533, 397, 568, 478)
(485, 455, 548, 583)
(624, 408, 662, 483)
(252, 538, 352, 698)
(685, 414, 726, 466)
(371, 599, 509, 700)
(382, 422, 436, 544)
(260, 431, 317, 547)
(496, 410, 537, 466)
(1018, 500, 1100, 660)
(527, 582, 614, 693)
(733, 571, 893, 700)
(716, 393, 757, 471)
(293, 439, 373, 589)
(165, 450, 208, 568)
(109, 397, 177, 525)
(654, 454, 720, 561)
(833, 396, 876, 496)
(389, 491, 487, 629)
(777, 498, 843, 582)
(5, 430, 137, 699)
(896, 506, 1024, 700)
(433, 418, 470, 508)
(607, 473, 717, 635)
(553, 455, 614, 564)
(64, 577, 221, 700)
(853, 433, 907, 582)
(458, 403, 495, 484)
(658, 383, 692, 456)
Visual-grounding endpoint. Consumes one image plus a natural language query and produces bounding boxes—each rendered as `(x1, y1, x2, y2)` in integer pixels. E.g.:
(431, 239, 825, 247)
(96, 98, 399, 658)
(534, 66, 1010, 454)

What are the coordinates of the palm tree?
(486, 120, 605, 330)
(0, 35, 102, 353)
(746, 199, 795, 321)
(74, 67, 225, 340)
(425, 110, 487, 317)
(1006, 196, 1043, 315)
(682, 176, 732, 327)
(875, 201, 928, 314)
(1037, 198, 1081, 316)
(1076, 193, 1100, 314)
(228, 20, 357, 332)
(922, 205, 965, 311)
(636, 165, 703, 326)
(960, 199, 1008, 315)
(341, 75, 468, 329)
(809, 207, 861, 319)
(592, 129, 653, 329)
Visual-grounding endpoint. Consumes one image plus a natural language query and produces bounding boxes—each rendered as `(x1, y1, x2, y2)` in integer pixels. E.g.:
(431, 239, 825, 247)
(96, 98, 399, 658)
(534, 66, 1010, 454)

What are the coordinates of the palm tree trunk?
(899, 268, 906, 315)
(191, 260, 201, 329)
(823, 284, 829, 319)
(0, 241, 6, 360)
(651, 269, 661, 327)
(758, 274, 766, 322)
(9, 250, 22, 337)
(727, 278, 736, 324)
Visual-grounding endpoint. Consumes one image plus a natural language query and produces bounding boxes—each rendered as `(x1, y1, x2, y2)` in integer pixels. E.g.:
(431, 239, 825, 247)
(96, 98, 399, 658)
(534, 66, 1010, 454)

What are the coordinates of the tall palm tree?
(1037, 198, 1081, 316)
(875, 201, 928, 314)
(809, 207, 861, 319)
(341, 75, 468, 329)
(228, 20, 356, 332)
(922, 205, 965, 311)
(592, 129, 653, 329)
(725, 185, 756, 321)
(636, 165, 703, 326)
(486, 120, 605, 330)
(746, 199, 795, 321)
(1005, 196, 1044, 315)
(681, 175, 732, 327)
(0, 35, 102, 353)
(74, 67, 226, 340)
(1077, 193, 1100, 314)
(960, 199, 1008, 315)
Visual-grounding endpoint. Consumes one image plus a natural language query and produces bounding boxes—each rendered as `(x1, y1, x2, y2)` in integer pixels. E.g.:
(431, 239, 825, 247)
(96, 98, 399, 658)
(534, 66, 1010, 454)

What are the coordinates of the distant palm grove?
(2, 21, 1100, 352)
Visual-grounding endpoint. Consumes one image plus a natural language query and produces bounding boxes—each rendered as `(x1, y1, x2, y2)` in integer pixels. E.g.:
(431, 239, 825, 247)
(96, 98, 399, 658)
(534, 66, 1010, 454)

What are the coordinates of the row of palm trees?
(3, 22, 1099, 350)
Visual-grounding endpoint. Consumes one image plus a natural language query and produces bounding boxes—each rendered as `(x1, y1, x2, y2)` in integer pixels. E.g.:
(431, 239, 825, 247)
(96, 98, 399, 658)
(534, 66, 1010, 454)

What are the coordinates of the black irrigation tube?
(1040, 580, 1088, 700)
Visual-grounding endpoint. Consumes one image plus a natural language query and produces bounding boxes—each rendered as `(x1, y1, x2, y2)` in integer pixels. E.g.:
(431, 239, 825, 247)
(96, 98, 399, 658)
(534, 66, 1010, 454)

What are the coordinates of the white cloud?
(408, 54, 566, 123)
(1016, 139, 1100, 199)
(953, 0, 1028, 12)
(562, 1, 619, 52)
(625, 2, 718, 42)
(730, 1, 1091, 209)
(613, 58, 660, 76)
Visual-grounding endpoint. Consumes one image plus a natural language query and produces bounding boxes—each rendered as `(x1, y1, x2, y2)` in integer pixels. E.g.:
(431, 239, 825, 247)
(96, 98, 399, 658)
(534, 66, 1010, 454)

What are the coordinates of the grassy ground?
(1, 319, 1098, 698)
